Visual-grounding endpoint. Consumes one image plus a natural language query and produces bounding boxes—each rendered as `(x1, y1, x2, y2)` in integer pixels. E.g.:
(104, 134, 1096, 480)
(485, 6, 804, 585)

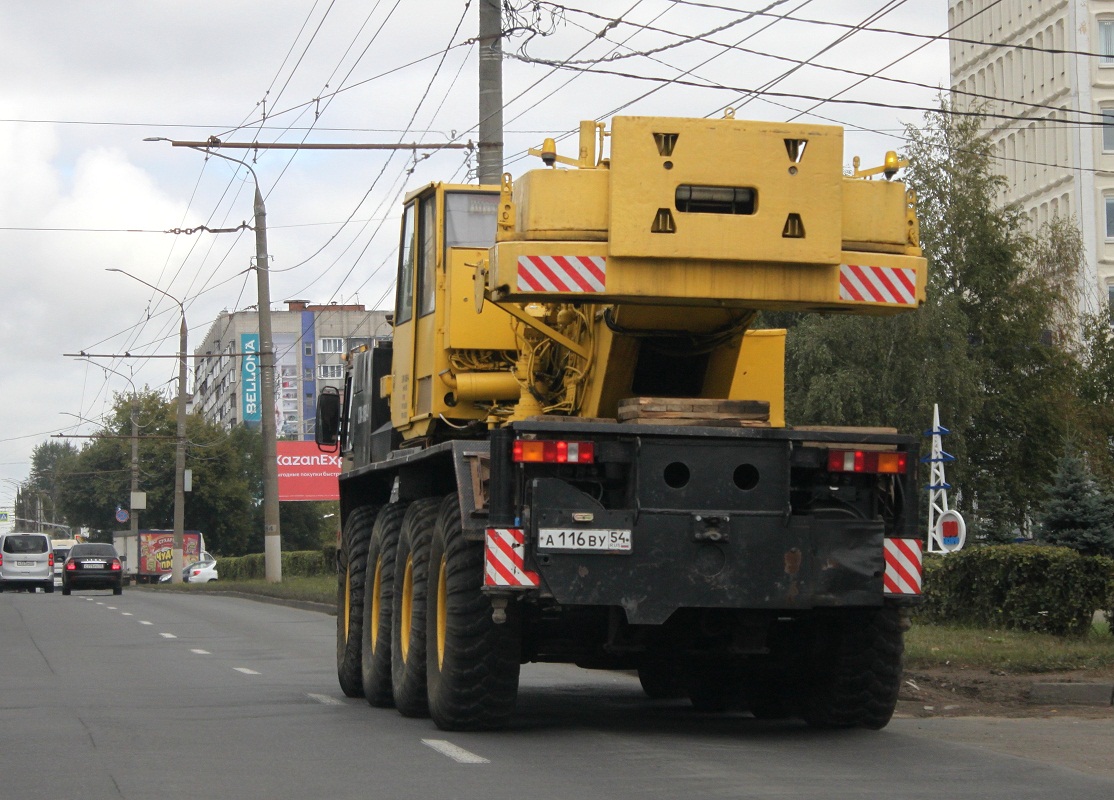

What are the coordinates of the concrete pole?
(172, 313, 187, 583)
(255, 186, 283, 583)
(478, 0, 504, 185)
(130, 398, 139, 549)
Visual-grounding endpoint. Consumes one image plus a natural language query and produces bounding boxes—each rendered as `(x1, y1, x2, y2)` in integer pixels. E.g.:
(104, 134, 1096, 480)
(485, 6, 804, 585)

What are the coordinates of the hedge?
(917, 545, 1114, 637)
(218, 549, 331, 581)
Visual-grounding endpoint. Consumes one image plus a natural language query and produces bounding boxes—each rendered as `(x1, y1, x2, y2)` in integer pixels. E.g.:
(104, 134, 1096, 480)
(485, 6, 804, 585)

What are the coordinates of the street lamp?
(106, 268, 187, 584)
(75, 361, 143, 562)
(144, 137, 282, 582)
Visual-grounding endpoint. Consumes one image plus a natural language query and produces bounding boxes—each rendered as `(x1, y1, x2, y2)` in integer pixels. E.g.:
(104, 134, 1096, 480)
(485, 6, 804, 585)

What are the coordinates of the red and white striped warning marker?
(484, 528, 540, 588)
(517, 255, 606, 293)
(839, 264, 917, 305)
(883, 537, 923, 595)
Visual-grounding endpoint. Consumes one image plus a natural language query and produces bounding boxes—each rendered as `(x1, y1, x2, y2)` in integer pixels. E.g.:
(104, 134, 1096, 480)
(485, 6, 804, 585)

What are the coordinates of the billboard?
(241, 333, 261, 427)
(276, 440, 341, 501)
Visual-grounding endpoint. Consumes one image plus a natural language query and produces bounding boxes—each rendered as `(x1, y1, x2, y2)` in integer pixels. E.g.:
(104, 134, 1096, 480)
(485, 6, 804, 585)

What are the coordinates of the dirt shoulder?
(898, 665, 1114, 719)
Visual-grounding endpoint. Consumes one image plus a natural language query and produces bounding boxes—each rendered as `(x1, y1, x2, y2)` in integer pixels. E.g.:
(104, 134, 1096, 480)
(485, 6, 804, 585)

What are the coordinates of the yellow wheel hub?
(400, 555, 414, 662)
(370, 556, 383, 652)
(436, 555, 448, 670)
(343, 565, 352, 641)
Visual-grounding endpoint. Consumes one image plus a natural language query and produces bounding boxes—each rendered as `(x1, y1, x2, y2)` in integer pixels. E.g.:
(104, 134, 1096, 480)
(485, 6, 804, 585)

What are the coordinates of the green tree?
(1038, 445, 1114, 556)
(783, 100, 1083, 535)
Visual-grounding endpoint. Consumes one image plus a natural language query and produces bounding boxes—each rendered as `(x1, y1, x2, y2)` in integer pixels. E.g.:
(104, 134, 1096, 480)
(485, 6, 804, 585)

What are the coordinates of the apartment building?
(192, 300, 389, 438)
(948, 0, 1108, 312)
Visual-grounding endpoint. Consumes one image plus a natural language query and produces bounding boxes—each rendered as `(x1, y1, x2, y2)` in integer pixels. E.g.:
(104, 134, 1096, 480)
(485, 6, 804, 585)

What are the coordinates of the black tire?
(802, 607, 904, 730)
(336, 505, 378, 698)
(390, 497, 440, 717)
(685, 666, 733, 713)
(61, 586, 71, 596)
(637, 661, 686, 700)
(44, 583, 55, 594)
(426, 493, 521, 731)
(361, 502, 407, 708)
(113, 586, 123, 596)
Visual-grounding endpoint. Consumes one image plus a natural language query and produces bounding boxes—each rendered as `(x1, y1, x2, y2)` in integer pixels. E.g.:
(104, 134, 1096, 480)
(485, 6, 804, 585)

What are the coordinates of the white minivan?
(0, 532, 56, 593)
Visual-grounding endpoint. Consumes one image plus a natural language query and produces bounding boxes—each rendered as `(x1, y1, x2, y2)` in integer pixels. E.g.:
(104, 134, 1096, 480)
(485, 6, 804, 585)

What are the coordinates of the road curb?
(1029, 682, 1114, 706)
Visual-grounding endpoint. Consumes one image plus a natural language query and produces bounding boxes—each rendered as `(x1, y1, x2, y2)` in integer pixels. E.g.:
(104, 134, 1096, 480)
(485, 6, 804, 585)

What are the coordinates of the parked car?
(159, 556, 218, 584)
(0, 532, 55, 593)
(62, 543, 124, 596)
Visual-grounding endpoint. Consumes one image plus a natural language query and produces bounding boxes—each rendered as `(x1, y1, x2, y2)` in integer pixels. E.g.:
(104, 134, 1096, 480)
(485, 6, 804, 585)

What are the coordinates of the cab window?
(396, 202, 416, 325)
(417, 196, 437, 317)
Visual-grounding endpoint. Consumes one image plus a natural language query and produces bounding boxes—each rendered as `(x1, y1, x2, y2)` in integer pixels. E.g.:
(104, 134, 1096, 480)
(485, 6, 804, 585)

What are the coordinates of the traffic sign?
(933, 509, 966, 553)
(115, 506, 129, 524)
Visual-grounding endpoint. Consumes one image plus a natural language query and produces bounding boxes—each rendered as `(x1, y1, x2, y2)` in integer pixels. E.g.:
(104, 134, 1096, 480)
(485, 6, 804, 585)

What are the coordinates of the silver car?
(0, 532, 56, 593)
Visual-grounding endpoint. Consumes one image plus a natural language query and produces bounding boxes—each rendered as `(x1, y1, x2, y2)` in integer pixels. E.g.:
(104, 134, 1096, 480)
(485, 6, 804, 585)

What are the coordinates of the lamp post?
(106, 268, 187, 584)
(145, 138, 282, 582)
(75, 362, 142, 559)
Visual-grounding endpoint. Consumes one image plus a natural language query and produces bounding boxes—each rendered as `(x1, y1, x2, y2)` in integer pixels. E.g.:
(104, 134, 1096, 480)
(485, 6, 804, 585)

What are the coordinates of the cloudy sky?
(0, 0, 948, 514)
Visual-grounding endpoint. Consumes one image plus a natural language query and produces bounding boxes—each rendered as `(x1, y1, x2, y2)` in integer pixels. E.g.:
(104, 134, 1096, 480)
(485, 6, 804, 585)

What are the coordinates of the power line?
(665, 0, 1101, 59)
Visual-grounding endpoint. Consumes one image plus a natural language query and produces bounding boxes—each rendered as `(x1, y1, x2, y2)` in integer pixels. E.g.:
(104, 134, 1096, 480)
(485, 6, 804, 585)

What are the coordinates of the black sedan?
(62, 543, 124, 596)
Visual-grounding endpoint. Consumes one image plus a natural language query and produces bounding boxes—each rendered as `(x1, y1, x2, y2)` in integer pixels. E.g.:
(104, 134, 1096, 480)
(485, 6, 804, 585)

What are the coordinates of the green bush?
(917, 545, 1114, 636)
(218, 550, 329, 581)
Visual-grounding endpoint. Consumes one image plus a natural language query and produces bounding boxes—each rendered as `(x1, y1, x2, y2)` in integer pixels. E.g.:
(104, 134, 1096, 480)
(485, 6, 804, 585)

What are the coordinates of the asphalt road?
(2, 588, 1112, 800)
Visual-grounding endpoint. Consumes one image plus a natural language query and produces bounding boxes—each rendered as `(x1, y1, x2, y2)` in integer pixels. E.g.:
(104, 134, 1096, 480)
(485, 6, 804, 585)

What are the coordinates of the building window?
(319, 364, 344, 379)
(305, 344, 313, 357)
(1102, 20, 1114, 65)
(1106, 196, 1114, 239)
(1104, 110, 1114, 152)
(319, 338, 344, 354)
(1108, 284, 1114, 323)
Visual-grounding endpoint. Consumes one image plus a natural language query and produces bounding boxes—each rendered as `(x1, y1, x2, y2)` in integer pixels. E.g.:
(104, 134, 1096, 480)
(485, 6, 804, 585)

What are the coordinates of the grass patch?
(906, 621, 1114, 674)
(153, 575, 335, 606)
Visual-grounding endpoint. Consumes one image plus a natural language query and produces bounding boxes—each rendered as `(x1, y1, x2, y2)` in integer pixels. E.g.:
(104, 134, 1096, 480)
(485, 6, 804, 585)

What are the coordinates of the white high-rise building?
(948, 0, 1109, 313)
(193, 300, 389, 439)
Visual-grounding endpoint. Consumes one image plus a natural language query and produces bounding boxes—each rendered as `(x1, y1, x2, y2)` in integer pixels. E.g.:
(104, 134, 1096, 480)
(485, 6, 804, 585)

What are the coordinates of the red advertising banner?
(276, 441, 342, 501)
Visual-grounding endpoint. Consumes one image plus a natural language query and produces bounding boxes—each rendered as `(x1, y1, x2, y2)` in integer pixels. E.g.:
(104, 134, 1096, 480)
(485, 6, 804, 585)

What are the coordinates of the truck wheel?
(391, 497, 440, 717)
(361, 502, 406, 708)
(685, 666, 733, 713)
(426, 493, 521, 731)
(802, 607, 904, 730)
(336, 505, 377, 698)
(637, 661, 685, 700)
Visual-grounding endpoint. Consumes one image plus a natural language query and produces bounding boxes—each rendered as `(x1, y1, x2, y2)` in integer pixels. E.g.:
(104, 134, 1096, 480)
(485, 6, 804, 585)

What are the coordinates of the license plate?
(16, 560, 34, 567)
(537, 528, 632, 552)
(84, 563, 105, 569)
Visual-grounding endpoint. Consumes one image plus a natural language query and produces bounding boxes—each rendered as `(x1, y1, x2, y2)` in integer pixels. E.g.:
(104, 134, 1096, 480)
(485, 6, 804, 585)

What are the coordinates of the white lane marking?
(307, 693, 343, 706)
(159, 633, 177, 639)
(95, 602, 104, 606)
(234, 667, 261, 675)
(121, 612, 133, 616)
(106, 606, 116, 610)
(191, 649, 211, 655)
(139, 620, 153, 626)
(421, 739, 490, 764)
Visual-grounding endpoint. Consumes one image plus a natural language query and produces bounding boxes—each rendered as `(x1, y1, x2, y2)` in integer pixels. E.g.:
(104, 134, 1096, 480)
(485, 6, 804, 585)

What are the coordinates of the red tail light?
(66, 560, 77, 571)
(512, 439, 595, 464)
(111, 559, 122, 571)
(48, 553, 55, 567)
(827, 449, 907, 474)
(0, 554, 4, 567)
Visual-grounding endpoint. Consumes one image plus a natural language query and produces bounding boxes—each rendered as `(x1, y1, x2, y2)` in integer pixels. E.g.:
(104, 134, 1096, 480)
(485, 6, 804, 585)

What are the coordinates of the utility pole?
(130, 396, 140, 550)
(255, 186, 283, 583)
(172, 306, 189, 582)
(106, 268, 188, 583)
(478, 0, 504, 185)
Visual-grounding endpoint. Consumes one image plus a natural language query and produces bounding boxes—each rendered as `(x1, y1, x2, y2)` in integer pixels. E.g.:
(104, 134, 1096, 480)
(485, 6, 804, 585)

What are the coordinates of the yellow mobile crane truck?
(317, 112, 926, 731)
